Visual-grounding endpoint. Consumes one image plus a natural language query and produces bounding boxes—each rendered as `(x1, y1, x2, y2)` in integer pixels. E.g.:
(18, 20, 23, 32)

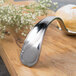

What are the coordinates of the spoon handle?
(20, 16, 76, 67)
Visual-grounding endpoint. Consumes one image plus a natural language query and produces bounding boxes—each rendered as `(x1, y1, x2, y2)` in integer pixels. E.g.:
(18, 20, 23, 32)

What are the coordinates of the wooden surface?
(1, 17, 76, 76)
(0, 1, 76, 76)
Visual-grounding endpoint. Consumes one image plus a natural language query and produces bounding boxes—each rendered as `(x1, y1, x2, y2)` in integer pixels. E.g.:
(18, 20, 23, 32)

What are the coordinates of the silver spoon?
(20, 16, 76, 67)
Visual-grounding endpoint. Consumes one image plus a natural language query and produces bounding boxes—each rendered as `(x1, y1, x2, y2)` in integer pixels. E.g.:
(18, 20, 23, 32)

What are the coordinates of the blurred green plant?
(0, 0, 58, 38)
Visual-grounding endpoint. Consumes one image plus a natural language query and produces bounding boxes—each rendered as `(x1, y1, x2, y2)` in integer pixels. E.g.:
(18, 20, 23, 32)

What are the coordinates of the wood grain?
(1, 17, 76, 76)
(0, 1, 76, 76)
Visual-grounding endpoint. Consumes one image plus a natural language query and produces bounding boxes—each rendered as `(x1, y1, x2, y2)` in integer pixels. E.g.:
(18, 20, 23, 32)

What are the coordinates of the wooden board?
(0, 1, 76, 76)
(1, 18, 76, 76)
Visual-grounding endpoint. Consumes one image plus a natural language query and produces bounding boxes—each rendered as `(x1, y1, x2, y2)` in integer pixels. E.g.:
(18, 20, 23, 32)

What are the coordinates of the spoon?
(20, 16, 76, 67)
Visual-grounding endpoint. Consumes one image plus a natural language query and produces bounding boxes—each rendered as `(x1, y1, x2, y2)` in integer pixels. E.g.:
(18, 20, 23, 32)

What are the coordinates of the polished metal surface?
(20, 16, 76, 67)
